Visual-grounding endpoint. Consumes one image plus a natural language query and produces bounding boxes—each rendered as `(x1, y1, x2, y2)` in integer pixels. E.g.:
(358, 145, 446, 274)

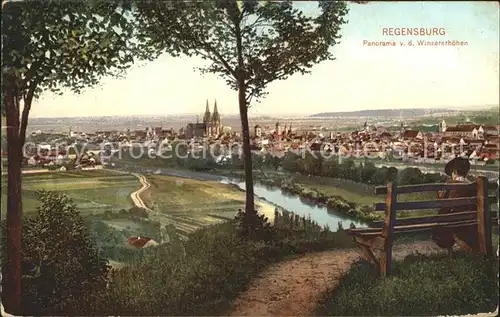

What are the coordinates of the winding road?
(129, 173, 152, 211)
(108, 169, 152, 211)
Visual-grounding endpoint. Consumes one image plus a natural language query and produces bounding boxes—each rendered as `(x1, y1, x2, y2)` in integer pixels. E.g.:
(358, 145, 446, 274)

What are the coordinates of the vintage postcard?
(1, 1, 499, 316)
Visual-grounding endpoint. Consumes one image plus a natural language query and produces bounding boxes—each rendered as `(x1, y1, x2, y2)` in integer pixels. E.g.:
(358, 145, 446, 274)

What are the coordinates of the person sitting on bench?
(432, 156, 478, 254)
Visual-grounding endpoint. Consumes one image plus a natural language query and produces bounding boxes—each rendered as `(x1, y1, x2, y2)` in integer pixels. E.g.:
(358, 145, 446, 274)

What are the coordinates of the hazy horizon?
(31, 1, 499, 118)
(28, 104, 498, 119)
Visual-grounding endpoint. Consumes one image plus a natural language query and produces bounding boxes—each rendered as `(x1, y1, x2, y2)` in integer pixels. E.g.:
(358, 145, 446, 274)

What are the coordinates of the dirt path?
(130, 173, 151, 211)
(230, 241, 444, 317)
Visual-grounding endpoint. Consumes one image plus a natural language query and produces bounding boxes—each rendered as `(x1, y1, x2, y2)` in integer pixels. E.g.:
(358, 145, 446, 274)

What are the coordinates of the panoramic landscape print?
(1, 1, 499, 316)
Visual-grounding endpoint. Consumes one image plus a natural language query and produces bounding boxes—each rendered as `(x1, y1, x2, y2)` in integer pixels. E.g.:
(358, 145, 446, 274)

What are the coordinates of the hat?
(444, 156, 471, 177)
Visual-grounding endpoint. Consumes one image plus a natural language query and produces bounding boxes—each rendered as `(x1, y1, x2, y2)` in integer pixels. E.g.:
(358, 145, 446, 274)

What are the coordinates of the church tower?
(276, 122, 282, 135)
(438, 120, 447, 133)
(212, 99, 221, 136)
(203, 99, 211, 136)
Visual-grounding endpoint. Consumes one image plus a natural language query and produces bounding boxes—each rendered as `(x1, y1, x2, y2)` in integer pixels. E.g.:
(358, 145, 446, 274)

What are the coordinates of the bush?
(315, 251, 499, 316)
(19, 191, 109, 315)
(235, 208, 275, 241)
(129, 206, 149, 218)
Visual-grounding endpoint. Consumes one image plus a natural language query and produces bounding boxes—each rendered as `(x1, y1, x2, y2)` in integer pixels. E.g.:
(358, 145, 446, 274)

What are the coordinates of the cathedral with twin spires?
(185, 99, 222, 138)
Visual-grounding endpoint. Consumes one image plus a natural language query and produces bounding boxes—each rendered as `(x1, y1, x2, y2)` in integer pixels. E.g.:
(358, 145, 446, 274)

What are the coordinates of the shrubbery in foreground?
(9, 190, 497, 316)
(315, 251, 499, 316)
(7, 191, 354, 316)
(95, 217, 354, 316)
(1, 191, 110, 315)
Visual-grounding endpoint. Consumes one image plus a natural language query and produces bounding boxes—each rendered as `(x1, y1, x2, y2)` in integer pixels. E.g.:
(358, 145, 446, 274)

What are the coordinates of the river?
(110, 163, 367, 231)
(220, 179, 366, 230)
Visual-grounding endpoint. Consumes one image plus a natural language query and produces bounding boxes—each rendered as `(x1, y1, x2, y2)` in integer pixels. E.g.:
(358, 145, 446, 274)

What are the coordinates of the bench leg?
(379, 248, 392, 277)
(357, 244, 380, 271)
(454, 235, 475, 253)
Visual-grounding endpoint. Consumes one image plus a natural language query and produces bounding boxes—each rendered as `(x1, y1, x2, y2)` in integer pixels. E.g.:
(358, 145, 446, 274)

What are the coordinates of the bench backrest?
(372, 176, 498, 255)
(372, 178, 498, 218)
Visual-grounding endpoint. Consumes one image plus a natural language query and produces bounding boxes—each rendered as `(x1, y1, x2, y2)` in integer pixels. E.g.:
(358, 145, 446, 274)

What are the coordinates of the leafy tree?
(210, 143, 223, 157)
(360, 160, 377, 183)
(322, 158, 340, 178)
(281, 152, 303, 173)
(251, 152, 264, 170)
(133, 0, 349, 234)
(369, 166, 386, 185)
(263, 153, 281, 170)
(2, 1, 139, 311)
(20, 191, 109, 315)
(171, 141, 189, 166)
(270, 155, 282, 171)
(304, 151, 323, 175)
(386, 166, 399, 183)
(398, 167, 424, 185)
(231, 153, 245, 169)
(422, 172, 446, 183)
(339, 158, 356, 179)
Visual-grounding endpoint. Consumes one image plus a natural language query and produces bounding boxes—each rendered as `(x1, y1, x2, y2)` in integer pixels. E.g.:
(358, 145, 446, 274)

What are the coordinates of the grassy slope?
(96, 220, 356, 316)
(315, 234, 500, 316)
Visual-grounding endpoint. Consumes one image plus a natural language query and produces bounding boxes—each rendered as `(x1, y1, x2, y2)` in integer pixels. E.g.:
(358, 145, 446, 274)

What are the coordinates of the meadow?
(1, 170, 139, 215)
(1, 168, 277, 237)
(141, 174, 276, 236)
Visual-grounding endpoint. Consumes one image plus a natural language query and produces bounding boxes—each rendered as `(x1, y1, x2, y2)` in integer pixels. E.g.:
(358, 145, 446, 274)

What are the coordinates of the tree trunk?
(238, 81, 255, 216)
(3, 91, 22, 314)
(234, 13, 255, 217)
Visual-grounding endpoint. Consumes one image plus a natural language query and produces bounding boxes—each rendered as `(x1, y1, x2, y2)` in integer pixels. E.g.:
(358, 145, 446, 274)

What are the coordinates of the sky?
(31, 1, 499, 118)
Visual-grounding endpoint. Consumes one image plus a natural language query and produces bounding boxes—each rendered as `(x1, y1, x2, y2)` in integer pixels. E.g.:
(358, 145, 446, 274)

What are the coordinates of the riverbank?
(214, 169, 381, 223)
(109, 164, 372, 227)
(108, 163, 496, 226)
(347, 157, 500, 173)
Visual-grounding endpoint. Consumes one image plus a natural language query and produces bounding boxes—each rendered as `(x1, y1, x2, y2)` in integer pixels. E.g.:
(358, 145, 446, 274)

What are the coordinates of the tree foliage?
(133, 0, 349, 104)
(2, 2, 141, 310)
(2, 0, 139, 97)
(276, 154, 446, 186)
(2, 0, 142, 151)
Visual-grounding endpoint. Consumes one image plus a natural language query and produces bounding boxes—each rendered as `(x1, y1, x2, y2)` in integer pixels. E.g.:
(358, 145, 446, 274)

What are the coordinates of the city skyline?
(31, 1, 499, 118)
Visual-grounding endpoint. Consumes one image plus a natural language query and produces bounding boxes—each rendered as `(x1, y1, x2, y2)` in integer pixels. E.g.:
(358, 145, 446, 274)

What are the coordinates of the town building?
(126, 236, 158, 249)
(185, 99, 222, 138)
(254, 125, 262, 138)
(401, 130, 423, 141)
(441, 121, 498, 140)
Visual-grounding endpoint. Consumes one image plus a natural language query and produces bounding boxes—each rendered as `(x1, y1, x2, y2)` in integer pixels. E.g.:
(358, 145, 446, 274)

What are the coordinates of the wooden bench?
(346, 176, 498, 277)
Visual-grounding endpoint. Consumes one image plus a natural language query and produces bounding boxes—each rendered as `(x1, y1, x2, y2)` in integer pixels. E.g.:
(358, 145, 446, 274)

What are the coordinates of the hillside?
(310, 108, 457, 118)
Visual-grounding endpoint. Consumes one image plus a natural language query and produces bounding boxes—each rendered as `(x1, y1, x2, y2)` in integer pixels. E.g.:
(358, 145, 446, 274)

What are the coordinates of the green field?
(291, 175, 380, 205)
(2, 169, 276, 237)
(1, 170, 139, 215)
(142, 175, 276, 236)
